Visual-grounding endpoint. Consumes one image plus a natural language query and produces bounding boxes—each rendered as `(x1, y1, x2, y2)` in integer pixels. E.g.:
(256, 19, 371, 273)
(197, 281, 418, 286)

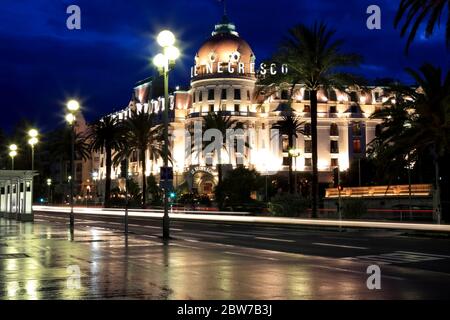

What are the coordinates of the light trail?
(33, 205, 450, 233)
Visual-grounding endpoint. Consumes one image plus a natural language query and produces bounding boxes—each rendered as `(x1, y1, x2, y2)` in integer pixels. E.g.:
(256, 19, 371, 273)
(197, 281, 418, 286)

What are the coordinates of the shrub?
(341, 199, 368, 219)
(269, 193, 309, 217)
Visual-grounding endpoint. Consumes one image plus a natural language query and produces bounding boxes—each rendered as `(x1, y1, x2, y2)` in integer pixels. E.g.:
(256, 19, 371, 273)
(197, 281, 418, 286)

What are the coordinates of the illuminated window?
(282, 135, 289, 152)
(199, 91, 203, 101)
(353, 139, 362, 153)
(303, 105, 311, 113)
(331, 158, 339, 168)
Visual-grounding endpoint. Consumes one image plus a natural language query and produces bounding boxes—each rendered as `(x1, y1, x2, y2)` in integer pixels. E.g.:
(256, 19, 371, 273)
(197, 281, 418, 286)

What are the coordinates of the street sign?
(160, 166, 173, 181)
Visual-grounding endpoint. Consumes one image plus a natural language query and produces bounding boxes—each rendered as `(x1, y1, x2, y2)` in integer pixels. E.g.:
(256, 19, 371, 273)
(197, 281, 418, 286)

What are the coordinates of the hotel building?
(94, 16, 388, 196)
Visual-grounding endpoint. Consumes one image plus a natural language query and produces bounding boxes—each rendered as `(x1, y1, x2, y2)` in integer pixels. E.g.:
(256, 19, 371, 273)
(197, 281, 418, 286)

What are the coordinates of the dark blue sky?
(0, 0, 448, 133)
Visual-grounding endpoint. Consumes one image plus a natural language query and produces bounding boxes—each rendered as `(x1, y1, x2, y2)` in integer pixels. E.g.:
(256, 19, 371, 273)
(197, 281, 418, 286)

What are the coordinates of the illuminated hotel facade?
(95, 16, 388, 195)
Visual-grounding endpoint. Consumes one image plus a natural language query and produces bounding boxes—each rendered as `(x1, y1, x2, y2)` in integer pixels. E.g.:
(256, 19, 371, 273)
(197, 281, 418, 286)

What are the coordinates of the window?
(331, 158, 339, 168)
(234, 104, 240, 112)
(208, 89, 214, 101)
(329, 105, 337, 114)
(304, 123, 311, 136)
(281, 90, 289, 100)
(304, 140, 312, 153)
(351, 104, 361, 113)
(221, 104, 227, 111)
(209, 104, 214, 113)
(283, 157, 291, 166)
(193, 93, 196, 103)
(234, 89, 241, 100)
(305, 158, 312, 167)
(352, 122, 362, 136)
(199, 91, 203, 101)
(328, 89, 337, 101)
(303, 90, 311, 100)
(262, 123, 266, 130)
(247, 90, 251, 100)
(330, 140, 339, 153)
(330, 123, 339, 136)
(221, 89, 227, 100)
(350, 92, 358, 102)
(303, 105, 311, 113)
(282, 135, 289, 152)
(353, 139, 362, 153)
(374, 92, 380, 101)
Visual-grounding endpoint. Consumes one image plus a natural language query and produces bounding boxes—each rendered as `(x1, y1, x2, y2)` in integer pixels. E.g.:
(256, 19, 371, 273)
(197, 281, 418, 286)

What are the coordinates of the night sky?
(0, 0, 448, 133)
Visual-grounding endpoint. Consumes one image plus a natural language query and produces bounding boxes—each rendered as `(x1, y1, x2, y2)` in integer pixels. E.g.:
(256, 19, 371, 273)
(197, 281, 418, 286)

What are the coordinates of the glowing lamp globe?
(67, 99, 80, 112)
(9, 144, 18, 152)
(28, 129, 39, 138)
(165, 46, 180, 61)
(66, 113, 76, 124)
(157, 30, 175, 47)
(153, 53, 167, 68)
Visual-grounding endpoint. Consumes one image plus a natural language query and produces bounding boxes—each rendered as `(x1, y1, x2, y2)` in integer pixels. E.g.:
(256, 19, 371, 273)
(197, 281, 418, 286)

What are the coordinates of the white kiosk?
(0, 171, 38, 222)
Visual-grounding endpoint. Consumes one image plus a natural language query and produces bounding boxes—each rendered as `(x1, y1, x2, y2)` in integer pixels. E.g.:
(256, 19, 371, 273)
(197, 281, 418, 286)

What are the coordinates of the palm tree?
(200, 112, 245, 186)
(272, 112, 306, 193)
(115, 110, 165, 208)
(48, 127, 91, 162)
(87, 115, 126, 206)
(395, 0, 450, 52)
(370, 64, 450, 223)
(257, 22, 362, 217)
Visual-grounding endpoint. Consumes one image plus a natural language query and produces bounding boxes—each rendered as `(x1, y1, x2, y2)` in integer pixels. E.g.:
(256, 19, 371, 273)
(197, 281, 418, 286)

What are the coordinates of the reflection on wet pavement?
(0, 218, 446, 300)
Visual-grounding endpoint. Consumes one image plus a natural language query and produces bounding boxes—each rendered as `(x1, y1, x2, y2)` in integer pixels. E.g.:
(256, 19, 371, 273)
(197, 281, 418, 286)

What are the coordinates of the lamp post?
(28, 129, 39, 171)
(289, 148, 301, 194)
(66, 99, 80, 230)
(153, 30, 180, 241)
(92, 171, 99, 205)
(47, 178, 52, 204)
(9, 144, 18, 170)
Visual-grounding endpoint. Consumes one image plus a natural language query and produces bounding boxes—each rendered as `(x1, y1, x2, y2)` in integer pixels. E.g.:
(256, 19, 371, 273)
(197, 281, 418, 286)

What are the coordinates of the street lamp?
(153, 30, 180, 241)
(47, 178, 52, 204)
(9, 144, 18, 170)
(28, 129, 39, 171)
(289, 148, 301, 194)
(66, 99, 80, 230)
(92, 171, 99, 205)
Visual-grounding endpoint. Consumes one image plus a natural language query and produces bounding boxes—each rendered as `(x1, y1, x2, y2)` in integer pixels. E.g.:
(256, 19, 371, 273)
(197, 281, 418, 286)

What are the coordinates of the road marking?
(224, 251, 279, 261)
(313, 242, 368, 250)
(313, 265, 405, 280)
(396, 251, 450, 259)
(254, 237, 295, 243)
(205, 231, 254, 238)
(344, 251, 448, 265)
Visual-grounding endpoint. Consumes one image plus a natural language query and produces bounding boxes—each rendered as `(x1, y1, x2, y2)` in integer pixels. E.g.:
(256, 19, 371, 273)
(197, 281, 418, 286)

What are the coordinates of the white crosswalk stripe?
(343, 251, 448, 265)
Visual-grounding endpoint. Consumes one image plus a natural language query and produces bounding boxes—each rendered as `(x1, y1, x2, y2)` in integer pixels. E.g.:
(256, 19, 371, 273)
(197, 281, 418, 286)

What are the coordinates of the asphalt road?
(1, 210, 449, 299)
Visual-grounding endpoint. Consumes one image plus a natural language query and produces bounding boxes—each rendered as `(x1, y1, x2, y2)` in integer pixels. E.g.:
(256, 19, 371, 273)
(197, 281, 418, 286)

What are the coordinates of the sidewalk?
(34, 205, 450, 233)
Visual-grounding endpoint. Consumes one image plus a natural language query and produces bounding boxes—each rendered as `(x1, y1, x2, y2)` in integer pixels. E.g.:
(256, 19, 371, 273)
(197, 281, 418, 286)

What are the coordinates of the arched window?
(330, 123, 339, 136)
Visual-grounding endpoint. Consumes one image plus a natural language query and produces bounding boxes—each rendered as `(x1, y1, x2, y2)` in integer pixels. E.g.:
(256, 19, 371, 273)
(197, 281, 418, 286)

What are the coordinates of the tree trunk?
(104, 147, 112, 207)
(311, 90, 319, 218)
(141, 149, 147, 209)
(217, 148, 223, 186)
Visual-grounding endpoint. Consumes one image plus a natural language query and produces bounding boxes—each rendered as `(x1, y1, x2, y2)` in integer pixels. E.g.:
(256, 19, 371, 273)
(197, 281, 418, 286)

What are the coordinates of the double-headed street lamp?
(47, 178, 52, 204)
(28, 129, 39, 171)
(289, 148, 301, 194)
(66, 99, 80, 230)
(9, 144, 18, 170)
(153, 30, 180, 241)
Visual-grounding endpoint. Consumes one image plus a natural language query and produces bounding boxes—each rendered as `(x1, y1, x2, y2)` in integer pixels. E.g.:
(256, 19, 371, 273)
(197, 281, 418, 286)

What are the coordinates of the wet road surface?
(1, 212, 450, 299)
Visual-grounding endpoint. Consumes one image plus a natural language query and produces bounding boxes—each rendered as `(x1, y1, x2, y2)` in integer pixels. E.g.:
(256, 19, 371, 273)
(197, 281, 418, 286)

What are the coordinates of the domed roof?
(192, 16, 256, 79)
